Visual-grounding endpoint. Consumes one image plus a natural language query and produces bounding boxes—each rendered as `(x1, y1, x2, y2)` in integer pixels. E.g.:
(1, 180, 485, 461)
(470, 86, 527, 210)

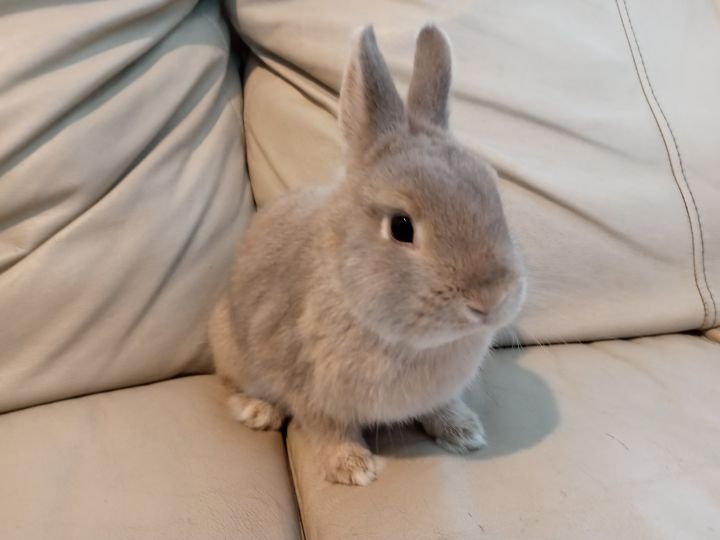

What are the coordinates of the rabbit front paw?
(421, 399, 487, 454)
(227, 393, 284, 431)
(322, 441, 379, 486)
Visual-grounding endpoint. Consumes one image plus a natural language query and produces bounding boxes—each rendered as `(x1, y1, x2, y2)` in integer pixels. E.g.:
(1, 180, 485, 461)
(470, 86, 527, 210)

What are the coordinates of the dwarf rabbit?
(209, 25, 526, 486)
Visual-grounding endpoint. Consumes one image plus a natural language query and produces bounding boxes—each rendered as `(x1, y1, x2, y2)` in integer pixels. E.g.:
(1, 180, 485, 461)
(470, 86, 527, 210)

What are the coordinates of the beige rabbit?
(209, 25, 526, 486)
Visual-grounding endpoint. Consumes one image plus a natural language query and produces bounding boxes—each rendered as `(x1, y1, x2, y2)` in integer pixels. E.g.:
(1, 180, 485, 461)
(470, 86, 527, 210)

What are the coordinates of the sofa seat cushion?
(229, 0, 720, 344)
(287, 334, 720, 540)
(0, 375, 302, 540)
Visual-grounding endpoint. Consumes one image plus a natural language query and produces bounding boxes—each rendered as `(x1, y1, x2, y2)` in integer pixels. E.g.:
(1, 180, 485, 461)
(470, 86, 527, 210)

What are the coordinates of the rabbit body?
(211, 184, 492, 426)
(210, 25, 526, 486)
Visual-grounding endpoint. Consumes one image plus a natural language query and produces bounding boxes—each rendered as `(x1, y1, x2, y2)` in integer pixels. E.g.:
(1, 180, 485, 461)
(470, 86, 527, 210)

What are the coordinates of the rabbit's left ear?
(339, 26, 405, 155)
(407, 25, 452, 129)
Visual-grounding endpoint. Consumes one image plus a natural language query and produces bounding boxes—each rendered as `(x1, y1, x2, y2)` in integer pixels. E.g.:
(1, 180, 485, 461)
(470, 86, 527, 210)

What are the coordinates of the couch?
(1, 1, 718, 538)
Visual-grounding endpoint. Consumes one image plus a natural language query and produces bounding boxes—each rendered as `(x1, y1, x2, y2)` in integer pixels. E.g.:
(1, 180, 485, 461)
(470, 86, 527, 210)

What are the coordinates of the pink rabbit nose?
(467, 305, 486, 316)
(466, 305, 487, 319)
(465, 286, 511, 322)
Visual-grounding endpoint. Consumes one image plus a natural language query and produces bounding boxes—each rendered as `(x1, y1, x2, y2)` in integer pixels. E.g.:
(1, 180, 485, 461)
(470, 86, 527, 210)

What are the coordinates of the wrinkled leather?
(0, 0, 254, 413)
(0, 376, 302, 540)
(287, 334, 720, 540)
(229, 0, 720, 344)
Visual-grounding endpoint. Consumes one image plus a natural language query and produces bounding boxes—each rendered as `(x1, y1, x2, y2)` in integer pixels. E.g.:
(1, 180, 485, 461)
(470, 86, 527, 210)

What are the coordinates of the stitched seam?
(616, 0, 716, 327)
(622, 0, 718, 328)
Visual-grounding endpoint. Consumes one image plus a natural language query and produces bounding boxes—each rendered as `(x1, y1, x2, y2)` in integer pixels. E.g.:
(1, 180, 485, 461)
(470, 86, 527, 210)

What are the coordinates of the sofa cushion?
(286, 334, 720, 540)
(0, 0, 254, 412)
(0, 375, 302, 540)
(228, 0, 720, 344)
(615, 0, 720, 334)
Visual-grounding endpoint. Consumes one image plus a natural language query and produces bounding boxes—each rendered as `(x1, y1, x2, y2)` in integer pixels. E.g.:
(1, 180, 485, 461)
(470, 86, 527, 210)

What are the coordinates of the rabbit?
(209, 24, 526, 486)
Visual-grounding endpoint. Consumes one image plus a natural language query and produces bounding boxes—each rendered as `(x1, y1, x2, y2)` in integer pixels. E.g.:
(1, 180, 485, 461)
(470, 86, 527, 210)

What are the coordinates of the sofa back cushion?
(0, 0, 253, 412)
(228, 0, 720, 344)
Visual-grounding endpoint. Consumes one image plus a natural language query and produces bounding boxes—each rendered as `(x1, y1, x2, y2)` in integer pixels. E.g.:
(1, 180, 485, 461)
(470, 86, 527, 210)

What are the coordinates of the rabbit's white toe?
(323, 444, 379, 486)
(227, 393, 284, 431)
(434, 421, 487, 454)
(421, 399, 487, 454)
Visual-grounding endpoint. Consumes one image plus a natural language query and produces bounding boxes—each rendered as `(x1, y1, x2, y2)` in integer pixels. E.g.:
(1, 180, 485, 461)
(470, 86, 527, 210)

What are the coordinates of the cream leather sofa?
(1, 1, 718, 539)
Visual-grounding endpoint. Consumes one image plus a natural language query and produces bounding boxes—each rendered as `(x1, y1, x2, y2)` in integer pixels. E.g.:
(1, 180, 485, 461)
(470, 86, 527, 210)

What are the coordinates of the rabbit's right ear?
(339, 26, 405, 156)
(407, 25, 452, 129)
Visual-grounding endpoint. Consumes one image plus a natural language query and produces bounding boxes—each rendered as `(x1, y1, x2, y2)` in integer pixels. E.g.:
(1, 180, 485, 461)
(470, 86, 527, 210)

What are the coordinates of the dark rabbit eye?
(390, 214, 414, 244)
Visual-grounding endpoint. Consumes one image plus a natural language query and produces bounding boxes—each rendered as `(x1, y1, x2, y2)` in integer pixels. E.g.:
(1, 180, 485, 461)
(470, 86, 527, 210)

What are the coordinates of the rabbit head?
(328, 25, 526, 349)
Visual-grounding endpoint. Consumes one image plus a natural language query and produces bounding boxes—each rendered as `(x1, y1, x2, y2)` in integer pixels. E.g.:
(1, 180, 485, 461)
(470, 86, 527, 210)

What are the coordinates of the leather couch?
(1, 1, 718, 538)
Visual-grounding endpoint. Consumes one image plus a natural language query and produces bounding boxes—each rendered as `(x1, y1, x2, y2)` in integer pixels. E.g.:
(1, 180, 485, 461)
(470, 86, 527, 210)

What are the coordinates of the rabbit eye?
(390, 214, 414, 244)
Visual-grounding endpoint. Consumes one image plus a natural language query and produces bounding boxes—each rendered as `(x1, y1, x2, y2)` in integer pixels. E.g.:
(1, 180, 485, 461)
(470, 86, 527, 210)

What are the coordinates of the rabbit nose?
(466, 287, 510, 320)
(465, 304, 487, 320)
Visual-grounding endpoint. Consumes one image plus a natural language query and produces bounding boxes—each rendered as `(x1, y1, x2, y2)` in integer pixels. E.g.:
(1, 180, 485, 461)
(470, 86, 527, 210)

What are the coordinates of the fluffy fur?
(209, 25, 526, 486)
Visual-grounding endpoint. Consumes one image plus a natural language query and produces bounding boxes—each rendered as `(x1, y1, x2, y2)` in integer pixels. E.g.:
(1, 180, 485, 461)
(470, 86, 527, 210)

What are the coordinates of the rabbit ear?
(339, 26, 405, 155)
(407, 25, 452, 129)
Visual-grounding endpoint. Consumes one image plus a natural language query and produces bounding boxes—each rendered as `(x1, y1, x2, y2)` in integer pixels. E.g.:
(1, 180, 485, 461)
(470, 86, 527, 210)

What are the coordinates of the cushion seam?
(284, 428, 308, 540)
(615, 0, 718, 328)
